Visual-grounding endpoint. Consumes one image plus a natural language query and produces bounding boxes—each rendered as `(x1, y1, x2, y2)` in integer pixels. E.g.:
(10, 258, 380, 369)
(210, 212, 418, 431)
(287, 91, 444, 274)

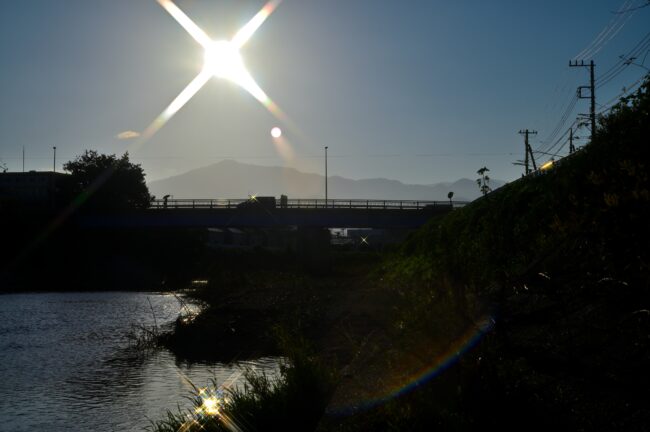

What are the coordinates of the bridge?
(80, 198, 466, 229)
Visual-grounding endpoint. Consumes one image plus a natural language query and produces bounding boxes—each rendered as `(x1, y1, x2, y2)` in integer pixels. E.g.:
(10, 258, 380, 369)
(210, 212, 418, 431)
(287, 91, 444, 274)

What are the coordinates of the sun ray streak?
(231, 0, 282, 49)
(139, 0, 290, 148)
(157, 0, 212, 48)
(141, 69, 212, 141)
(231, 67, 270, 104)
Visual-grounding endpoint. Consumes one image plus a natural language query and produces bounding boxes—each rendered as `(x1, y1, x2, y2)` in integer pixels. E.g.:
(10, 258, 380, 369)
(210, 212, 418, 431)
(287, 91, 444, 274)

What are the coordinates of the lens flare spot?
(271, 127, 282, 138)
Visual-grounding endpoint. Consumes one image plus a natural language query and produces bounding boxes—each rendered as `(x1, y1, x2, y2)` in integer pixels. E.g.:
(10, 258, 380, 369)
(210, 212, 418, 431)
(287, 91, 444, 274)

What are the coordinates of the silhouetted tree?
(476, 166, 492, 196)
(63, 150, 152, 211)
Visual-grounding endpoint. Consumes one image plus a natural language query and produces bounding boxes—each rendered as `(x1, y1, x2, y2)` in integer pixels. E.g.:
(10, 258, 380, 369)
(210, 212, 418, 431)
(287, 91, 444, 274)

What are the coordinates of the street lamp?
(325, 146, 328, 207)
(53, 146, 57, 173)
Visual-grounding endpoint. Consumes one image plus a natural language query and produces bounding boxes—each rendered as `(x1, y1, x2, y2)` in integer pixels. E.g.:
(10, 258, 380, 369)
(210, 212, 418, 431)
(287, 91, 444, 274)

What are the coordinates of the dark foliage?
(62, 150, 152, 211)
(151, 329, 336, 432)
(1, 150, 205, 292)
(376, 74, 650, 430)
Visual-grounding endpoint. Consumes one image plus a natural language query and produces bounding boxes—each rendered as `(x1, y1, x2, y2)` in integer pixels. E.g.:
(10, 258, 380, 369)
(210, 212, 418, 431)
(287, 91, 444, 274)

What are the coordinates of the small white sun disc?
(271, 127, 282, 138)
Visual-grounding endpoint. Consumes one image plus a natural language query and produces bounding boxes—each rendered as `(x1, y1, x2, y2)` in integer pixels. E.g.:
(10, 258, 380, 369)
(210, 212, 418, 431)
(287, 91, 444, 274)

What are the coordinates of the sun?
(203, 40, 245, 80)
(139, 0, 285, 143)
(201, 39, 267, 102)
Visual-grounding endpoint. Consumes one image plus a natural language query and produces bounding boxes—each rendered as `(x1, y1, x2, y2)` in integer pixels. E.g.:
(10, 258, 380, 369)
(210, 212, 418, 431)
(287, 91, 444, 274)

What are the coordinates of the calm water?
(0, 292, 278, 431)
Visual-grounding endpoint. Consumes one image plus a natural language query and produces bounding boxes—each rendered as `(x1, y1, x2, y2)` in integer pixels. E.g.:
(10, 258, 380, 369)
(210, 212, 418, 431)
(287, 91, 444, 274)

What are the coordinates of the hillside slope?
(365, 76, 650, 430)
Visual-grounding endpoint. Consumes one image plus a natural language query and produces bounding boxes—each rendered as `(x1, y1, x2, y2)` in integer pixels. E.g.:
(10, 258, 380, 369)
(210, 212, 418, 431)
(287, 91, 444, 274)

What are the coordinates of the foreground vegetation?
(152, 76, 650, 431)
(340, 75, 650, 429)
(151, 330, 337, 432)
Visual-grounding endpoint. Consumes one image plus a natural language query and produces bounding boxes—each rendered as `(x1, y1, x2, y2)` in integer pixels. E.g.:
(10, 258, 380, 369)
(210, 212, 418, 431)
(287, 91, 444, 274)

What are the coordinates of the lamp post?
(53, 146, 57, 172)
(324, 146, 328, 207)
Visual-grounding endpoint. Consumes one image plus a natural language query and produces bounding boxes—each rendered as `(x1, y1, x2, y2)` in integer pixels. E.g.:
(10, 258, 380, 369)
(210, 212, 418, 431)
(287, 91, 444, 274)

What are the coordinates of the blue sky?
(0, 0, 648, 185)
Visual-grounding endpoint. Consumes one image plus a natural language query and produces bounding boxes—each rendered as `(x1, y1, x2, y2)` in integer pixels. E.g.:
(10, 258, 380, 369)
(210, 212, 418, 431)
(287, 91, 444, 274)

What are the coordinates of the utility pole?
(22, 146, 25, 172)
(324, 146, 328, 207)
(570, 59, 596, 140)
(518, 129, 538, 174)
(53, 146, 57, 172)
(569, 128, 575, 154)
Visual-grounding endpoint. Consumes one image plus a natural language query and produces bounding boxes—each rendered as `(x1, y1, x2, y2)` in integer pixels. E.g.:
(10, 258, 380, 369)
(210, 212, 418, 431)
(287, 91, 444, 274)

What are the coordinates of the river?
(0, 292, 278, 431)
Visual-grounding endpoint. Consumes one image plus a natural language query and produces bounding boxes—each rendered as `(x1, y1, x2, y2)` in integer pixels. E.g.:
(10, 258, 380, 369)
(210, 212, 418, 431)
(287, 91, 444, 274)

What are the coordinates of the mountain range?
(148, 160, 505, 202)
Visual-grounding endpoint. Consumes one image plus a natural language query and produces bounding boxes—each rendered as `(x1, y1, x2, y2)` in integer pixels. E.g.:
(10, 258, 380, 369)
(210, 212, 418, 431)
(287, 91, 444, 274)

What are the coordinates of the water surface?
(0, 292, 277, 431)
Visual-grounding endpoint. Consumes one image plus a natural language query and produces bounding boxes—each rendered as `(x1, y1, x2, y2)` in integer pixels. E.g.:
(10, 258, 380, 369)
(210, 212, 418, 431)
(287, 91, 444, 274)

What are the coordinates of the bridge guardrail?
(150, 198, 468, 210)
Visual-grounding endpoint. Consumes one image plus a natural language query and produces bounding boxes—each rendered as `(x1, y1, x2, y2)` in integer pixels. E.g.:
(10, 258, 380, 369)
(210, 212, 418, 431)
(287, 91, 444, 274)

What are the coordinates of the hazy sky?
(0, 0, 648, 185)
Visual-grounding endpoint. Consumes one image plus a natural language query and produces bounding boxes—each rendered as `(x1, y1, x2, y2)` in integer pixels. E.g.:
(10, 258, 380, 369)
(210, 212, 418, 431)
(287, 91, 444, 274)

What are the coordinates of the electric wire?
(538, 93, 579, 151)
(573, 0, 637, 60)
(534, 31, 649, 161)
(596, 32, 650, 89)
(597, 73, 647, 113)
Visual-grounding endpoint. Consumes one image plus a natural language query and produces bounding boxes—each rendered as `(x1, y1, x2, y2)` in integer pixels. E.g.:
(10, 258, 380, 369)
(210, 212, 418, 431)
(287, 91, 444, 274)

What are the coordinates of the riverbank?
(352, 76, 650, 429)
(154, 77, 649, 430)
(159, 249, 397, 365)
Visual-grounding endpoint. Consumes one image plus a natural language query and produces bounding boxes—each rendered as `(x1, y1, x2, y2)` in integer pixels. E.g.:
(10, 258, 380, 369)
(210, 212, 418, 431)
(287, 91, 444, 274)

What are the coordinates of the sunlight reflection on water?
(0, 292, 279, 432)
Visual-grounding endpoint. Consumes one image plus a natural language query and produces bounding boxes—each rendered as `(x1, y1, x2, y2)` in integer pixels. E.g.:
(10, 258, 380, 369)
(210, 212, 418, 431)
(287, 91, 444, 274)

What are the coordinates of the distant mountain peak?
(148, 160, 504, 201)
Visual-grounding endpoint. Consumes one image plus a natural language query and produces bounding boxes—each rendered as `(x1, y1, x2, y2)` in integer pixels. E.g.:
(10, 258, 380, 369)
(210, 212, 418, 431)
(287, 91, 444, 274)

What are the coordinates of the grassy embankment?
(154, 76, 649, 431)
(152, 249, 381, 431)
(159, 248, 386, 362)
(350, 75, 650, 430)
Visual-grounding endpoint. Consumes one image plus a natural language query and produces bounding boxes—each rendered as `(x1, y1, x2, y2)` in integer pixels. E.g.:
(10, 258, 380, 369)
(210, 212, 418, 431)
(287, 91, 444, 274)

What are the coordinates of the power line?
(539, 93, 579, 150)
(539, 35, 649, 153)
(538, 118, 579, 156)
(528, 4, 646, 169)
(596, 32, 650, 89)
(596, 74, 647, 114)
(612, 0, 650, 13)
(573, 0, 638, 60)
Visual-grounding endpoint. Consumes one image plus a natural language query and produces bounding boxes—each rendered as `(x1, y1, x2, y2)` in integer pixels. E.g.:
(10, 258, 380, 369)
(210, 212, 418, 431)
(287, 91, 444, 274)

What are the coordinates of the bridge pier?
(296, 227, 331, 274)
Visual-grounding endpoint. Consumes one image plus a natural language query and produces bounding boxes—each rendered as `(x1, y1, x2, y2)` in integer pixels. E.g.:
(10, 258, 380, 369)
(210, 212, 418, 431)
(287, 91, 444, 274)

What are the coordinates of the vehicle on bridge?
(236, 196, 276, 210)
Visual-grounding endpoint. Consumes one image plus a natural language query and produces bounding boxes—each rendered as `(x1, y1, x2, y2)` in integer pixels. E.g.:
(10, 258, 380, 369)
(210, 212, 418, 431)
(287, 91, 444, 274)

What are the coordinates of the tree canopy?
(63, 150, 152, 211)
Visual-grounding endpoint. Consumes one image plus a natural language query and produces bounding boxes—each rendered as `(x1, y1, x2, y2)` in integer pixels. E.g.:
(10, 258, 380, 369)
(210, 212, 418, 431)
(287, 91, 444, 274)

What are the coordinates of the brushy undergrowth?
(152, 76, 649, 430)
(150, 329, 337, 432)
(385, 73, 650, 321)
(367, 74, 650, 430)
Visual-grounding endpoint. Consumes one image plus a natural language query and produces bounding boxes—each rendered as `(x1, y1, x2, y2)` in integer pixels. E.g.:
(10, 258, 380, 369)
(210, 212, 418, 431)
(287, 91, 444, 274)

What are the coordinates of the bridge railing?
(150, 198, 468, 210)
(283, 199, 449, 209)
(150, 199, 249, 209)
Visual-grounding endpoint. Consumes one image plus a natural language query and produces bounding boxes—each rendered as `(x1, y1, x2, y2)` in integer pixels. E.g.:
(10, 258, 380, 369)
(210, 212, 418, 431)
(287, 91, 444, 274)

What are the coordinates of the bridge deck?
(79, 199, 467, 229)
(151, 198, 466, 210)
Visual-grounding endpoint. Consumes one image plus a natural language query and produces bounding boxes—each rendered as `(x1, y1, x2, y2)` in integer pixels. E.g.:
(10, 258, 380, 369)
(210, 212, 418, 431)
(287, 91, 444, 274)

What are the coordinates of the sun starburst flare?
(139, 0, 285, 144)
